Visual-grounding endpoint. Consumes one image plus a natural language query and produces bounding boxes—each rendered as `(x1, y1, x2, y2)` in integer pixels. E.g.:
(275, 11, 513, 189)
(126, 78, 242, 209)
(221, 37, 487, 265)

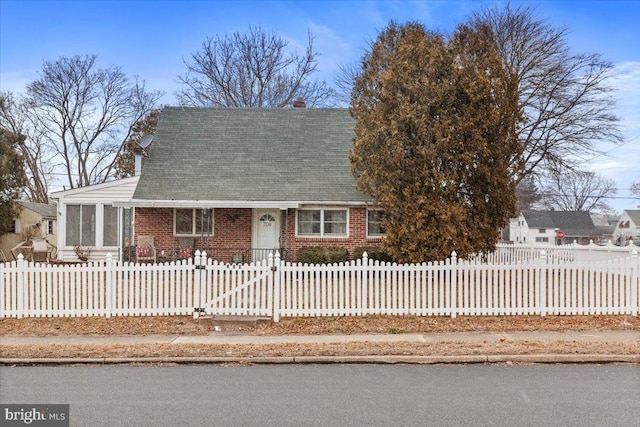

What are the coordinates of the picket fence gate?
(1, 249, 638, 320)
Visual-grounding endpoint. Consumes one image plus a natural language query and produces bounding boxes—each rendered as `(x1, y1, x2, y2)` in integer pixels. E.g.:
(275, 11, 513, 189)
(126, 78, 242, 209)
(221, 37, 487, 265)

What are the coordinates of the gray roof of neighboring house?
(624, 210, 640, 224)
(522, 210, 598, 237)
(16, 201, 57, 219)
(133, 107, 372, 203)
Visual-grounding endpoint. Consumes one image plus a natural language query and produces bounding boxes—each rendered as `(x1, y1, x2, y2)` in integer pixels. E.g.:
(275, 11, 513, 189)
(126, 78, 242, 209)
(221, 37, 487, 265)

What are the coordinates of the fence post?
(16, 254, 25, 319)
(105, 253, 113, 318)
(193, 250, 202, 319)
(361, 252, 369, 316)
(272, 251, 281, 322)
(450, 251, 457, 318)
(631, 249, 638, 316)
(539, 250, 547, 316)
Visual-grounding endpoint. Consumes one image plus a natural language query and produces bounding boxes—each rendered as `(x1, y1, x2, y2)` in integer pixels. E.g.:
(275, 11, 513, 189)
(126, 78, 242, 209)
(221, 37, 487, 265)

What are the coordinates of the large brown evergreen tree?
(350, 22, 522, 262)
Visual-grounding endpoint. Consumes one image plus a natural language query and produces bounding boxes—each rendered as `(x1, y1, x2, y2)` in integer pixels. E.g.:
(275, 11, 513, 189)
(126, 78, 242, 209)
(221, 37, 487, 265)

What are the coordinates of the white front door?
(253, 209, 281, 259)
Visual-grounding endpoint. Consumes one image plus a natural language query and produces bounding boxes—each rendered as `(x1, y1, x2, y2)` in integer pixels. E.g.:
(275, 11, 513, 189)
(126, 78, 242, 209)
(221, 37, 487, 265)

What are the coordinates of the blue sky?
(1, 0, 639, 211)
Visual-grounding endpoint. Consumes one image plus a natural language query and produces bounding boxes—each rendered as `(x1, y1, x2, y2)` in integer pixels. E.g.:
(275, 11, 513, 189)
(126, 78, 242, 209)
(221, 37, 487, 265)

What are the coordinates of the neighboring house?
(54, 107, 383, 263)
(0, 201, 57, 260)
(590, 212, 619, 243)
(613, 210, 640, 245)
(51, 177, 139, 261)
(509, 210, 601, 245)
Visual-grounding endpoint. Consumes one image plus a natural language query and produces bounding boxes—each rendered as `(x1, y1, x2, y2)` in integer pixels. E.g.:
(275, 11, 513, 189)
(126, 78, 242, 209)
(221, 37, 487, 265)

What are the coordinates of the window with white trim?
(174, 208, 214, 236)
(297, 208, 348, 237)
(536, 237, 549, 242)
(367, 209, 385, 237)
(66, 205, 96, 246)
(43, 220, 55, 235)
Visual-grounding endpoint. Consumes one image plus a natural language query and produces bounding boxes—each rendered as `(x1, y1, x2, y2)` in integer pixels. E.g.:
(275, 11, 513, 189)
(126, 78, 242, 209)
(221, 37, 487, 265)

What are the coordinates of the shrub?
(295, 246, 349, 264)
(352, 246, 394, 263)
(325, 246, 349, 264)
(295, 246, 326, 264)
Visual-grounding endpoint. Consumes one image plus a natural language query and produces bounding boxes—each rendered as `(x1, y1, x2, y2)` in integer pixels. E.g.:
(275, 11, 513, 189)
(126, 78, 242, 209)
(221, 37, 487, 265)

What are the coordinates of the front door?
(253, 209, 281, 261)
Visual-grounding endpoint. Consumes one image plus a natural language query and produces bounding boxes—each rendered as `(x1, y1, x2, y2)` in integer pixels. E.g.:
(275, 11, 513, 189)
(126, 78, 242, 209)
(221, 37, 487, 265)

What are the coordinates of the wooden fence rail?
(2, 248, 638, 320)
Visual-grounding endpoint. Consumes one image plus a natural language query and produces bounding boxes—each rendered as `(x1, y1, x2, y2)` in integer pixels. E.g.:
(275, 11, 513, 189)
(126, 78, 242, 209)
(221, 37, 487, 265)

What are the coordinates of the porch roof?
(133, 107, 373, 204)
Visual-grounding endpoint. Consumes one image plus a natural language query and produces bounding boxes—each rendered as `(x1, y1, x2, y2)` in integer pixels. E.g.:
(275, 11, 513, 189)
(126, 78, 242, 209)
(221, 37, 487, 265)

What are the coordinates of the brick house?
(92, 106, 383, 263)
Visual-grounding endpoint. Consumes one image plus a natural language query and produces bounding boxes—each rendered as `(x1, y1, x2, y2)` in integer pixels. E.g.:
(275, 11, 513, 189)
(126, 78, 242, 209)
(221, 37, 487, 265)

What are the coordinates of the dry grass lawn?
(1, 314, 638, 336)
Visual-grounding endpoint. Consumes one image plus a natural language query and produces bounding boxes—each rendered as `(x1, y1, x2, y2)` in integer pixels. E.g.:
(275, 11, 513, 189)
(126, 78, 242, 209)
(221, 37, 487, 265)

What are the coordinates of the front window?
(297, 208, 348, 237)
(367, 209, 385, 237)
(174, 208, 214, 236)
(536, 237, 549, 243)
(66, 205, 95, 246)
(538, 228, 546, 233)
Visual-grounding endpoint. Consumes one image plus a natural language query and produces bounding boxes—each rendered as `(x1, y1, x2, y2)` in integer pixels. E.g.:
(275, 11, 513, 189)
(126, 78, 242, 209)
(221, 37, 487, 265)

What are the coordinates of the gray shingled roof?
(523, 210, 598, 237)
(625, 210, 640, 224)
(17, 201, 57, 219)
(133, 107, 371, 203)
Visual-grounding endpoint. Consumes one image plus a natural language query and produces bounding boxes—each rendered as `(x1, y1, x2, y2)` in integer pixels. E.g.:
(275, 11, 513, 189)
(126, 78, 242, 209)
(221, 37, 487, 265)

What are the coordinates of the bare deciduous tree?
(177, 26, 336, 108)
(539, 167, 617, 212)
(24, 54, 163, 190)
(0, 91, 54, 203)
(470, 5, 622, 183)
(515, 176, 542, 213)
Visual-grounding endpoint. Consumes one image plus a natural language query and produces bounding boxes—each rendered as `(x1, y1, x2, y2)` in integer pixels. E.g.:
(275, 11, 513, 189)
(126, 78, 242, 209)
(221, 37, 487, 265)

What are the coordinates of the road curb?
(1, 354, 638, 366)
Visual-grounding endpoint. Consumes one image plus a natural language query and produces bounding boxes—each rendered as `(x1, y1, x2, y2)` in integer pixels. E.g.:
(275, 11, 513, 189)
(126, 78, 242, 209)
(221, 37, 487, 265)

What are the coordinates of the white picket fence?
(486, 241, 639, 264)
(2, 247, 638, 320)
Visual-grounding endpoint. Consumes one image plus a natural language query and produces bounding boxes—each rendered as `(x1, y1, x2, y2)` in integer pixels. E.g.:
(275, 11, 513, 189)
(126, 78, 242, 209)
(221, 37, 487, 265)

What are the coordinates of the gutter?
(113, 200, 374, 209)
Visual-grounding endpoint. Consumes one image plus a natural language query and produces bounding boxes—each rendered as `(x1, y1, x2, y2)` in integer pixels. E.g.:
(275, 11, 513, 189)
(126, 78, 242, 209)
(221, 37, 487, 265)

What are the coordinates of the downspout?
(285, 209, 289, 261)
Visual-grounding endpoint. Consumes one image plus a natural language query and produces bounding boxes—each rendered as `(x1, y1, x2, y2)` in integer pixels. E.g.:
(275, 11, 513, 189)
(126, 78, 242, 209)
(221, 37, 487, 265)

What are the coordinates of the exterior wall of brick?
(135, 206, 382, 263)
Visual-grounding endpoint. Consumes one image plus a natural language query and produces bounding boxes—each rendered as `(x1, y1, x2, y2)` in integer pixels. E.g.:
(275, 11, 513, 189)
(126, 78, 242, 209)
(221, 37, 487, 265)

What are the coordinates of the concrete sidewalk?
(2, 330, 638, 346)
(1, 330, 638, 365)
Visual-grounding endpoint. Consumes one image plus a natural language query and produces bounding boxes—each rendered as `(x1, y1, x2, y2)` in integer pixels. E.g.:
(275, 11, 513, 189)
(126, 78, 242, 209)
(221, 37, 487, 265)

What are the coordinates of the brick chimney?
(293, 97, 306, 108)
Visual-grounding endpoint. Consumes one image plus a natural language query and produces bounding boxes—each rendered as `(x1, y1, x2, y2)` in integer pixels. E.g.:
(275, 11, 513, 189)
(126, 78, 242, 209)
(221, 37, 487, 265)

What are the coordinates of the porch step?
(201, 315, 272, 333)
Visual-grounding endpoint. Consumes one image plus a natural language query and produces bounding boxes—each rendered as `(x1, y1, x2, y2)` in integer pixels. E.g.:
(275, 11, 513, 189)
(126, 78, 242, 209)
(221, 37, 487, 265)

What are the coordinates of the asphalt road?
(1, 364, 639, 426)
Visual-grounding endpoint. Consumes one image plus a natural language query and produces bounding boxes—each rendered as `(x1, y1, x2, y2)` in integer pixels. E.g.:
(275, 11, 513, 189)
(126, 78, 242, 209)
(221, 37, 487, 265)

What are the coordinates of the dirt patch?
(1, 314, 638, 337)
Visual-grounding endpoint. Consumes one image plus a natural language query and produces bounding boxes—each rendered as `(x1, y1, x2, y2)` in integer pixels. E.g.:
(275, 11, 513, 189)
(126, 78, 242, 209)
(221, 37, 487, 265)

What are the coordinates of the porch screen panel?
(103, 206, 119, 246)
(66, 205, 96, 246)
(81, 205, 96, 246)
(66, 205, 81, 246)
